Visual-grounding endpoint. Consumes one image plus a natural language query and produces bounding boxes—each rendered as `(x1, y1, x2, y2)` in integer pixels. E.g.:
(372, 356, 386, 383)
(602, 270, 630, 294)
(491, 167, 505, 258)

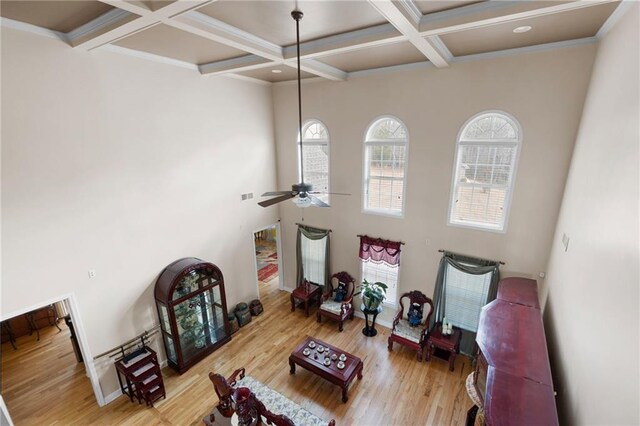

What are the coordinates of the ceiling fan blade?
(309, 191, 351, 196)
(262, 191, 292, 196)
(309, 194, 330, 208)
(258, 192, 296, 207)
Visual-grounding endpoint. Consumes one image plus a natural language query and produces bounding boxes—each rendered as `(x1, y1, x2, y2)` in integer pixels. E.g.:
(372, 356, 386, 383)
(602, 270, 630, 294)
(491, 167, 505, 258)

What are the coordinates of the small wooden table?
(290, 282, 321, 317)
(426, 323, 461, 371)
(289, 336, 363, 403)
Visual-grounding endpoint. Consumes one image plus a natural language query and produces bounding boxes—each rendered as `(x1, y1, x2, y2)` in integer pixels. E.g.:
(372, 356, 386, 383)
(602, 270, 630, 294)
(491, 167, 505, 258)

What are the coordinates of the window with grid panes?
(449, 111, 522, 232)
(443, 263, 493, 332)
(363, 117, 408, 216)
(299, 120, 329, 204)
(301, 233, 327, 285)
(360, 259, 399, 306)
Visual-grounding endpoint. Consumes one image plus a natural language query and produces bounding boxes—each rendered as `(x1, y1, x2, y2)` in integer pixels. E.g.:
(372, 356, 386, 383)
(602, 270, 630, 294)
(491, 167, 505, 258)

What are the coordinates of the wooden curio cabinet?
(155, 258, 231, 374)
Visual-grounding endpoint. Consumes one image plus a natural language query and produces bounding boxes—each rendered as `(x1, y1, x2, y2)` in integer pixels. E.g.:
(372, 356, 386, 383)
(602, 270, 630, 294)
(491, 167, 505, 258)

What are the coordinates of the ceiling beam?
(199, 54, 275, 76)
(74, 0, 213, 50)
(419, 0, 618, 36)
(367, 0, 449, 68)
(285, 59, 348, 82)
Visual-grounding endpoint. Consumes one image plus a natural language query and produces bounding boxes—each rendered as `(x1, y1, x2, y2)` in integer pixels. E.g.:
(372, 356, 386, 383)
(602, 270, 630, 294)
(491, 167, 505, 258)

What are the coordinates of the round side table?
(361, 304, 382, 337)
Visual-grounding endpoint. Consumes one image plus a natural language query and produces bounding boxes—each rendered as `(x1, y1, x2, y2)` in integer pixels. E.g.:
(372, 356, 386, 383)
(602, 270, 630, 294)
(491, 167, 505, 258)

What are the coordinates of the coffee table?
(289, 336, 363, 403)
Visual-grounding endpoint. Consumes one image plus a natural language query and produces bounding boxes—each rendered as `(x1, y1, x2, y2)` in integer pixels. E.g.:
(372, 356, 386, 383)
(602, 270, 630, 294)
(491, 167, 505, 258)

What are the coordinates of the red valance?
(358, 235, 402, 266)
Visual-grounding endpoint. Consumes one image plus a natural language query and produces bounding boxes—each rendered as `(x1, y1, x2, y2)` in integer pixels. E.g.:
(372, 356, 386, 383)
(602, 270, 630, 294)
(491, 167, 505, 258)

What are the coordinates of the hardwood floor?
(1, 286, 472, 425)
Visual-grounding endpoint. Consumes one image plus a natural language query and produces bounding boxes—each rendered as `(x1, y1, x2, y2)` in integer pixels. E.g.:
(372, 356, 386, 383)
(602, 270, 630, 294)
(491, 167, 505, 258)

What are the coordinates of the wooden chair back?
(397, 290, 434, 327)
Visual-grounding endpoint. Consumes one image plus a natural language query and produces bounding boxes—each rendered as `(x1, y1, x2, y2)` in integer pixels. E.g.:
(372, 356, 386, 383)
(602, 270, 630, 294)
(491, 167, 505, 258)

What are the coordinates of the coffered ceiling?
(0, 0, 626, 84)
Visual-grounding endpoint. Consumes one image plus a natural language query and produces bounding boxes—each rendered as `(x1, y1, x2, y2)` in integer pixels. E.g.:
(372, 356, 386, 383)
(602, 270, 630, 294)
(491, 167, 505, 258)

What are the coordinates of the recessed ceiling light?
(513, 25, 532, 34)
(271, 69, 283, 73)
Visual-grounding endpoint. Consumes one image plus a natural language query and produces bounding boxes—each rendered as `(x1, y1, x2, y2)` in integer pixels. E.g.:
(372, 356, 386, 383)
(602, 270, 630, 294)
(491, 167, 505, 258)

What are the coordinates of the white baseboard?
(103, 388, 123, 405)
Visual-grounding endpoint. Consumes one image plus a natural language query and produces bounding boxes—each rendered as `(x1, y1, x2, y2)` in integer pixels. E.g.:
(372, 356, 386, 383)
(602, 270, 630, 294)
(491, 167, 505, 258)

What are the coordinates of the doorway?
(253, 223, 283, 298)
(0, 295, 101, 423)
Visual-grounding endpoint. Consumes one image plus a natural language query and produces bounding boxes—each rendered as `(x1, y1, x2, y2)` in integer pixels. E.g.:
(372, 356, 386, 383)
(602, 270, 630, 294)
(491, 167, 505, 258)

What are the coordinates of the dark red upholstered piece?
(475, 278, 558, 425)
(496, 277, 540, 308)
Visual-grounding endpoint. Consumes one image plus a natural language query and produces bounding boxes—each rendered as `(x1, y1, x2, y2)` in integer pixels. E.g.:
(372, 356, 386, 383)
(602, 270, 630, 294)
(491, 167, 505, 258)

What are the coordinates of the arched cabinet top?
(154, 257, 223, 305)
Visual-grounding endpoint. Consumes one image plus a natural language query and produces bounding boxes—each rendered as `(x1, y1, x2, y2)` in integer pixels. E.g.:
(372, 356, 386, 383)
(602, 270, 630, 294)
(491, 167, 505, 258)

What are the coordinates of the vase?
(363, 295, 381, 311)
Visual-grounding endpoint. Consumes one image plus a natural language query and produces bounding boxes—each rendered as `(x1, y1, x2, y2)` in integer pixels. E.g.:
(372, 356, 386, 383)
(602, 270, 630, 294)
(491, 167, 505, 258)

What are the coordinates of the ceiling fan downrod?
(292, 9, 305, 186)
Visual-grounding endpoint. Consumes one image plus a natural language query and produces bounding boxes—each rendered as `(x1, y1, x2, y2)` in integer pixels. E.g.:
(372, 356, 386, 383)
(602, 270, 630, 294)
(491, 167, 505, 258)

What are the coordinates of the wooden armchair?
(387, 291, 434, 361)
(316, 271, 355, 332)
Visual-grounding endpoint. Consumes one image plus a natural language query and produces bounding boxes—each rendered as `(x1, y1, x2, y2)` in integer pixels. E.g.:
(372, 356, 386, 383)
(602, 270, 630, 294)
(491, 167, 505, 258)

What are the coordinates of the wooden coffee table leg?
(341, 387, 348, 403)
(289, 358, 296, 374)
(357, 362, 363, 380)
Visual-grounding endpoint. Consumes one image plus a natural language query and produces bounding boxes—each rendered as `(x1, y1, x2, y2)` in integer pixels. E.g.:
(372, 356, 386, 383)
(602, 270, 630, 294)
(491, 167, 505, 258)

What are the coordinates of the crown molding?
(596, 0, 635, 39)
(99, 44, 199, 71)
(67, 8, 134, 44)
(0, 17, 68, 43)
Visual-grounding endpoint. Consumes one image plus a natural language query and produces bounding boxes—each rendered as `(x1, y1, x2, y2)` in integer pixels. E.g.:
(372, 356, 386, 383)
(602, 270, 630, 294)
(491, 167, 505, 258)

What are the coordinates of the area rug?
(258, 264, 278, 282)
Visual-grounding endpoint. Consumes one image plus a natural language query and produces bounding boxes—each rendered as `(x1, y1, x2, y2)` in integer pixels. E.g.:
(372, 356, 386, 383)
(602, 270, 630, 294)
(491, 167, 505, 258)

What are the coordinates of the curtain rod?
(438, 249, 505, 265)
(357, 234, 405, 245)
(93, 325, 160, 360)
(296, 223, 332, 232)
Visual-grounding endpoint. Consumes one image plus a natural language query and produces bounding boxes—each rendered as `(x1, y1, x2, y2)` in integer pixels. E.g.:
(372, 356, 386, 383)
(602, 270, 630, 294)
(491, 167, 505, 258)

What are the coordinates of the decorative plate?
(303, 348, 311, 356)
(339, 354, 347, 362)
(317, 346, 324, 353)
(308, 341, 316, 348)
(323, 358, 331, 366)
(337, 361, 345, 370)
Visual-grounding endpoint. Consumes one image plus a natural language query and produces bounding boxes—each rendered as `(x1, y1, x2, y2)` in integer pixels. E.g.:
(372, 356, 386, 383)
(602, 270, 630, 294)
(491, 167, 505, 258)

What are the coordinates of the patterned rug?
(258, 264, 278, 282)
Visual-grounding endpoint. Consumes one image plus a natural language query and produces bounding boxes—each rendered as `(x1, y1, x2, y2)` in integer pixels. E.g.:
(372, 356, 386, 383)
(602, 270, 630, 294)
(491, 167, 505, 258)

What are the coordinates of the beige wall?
(1, 28, 278, 397)
(272, 45, 596, 323)
(543, 5, 640, 425)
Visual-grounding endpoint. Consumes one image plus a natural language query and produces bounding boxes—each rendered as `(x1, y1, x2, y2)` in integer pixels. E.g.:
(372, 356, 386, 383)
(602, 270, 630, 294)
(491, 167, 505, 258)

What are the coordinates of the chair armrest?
(227, 367, 245, 386)
(392, 311, 402, 329)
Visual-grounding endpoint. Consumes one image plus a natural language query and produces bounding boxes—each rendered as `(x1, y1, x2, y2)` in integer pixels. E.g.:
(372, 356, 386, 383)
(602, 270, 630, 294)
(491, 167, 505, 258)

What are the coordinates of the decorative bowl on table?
(337, 361, 345, 370)
(323, 358, 331, 366)
(316, 345, 324, 353)
(308, 341, 316, 348)
(303, 348, 311, 356)
(339, 354, 347, 362)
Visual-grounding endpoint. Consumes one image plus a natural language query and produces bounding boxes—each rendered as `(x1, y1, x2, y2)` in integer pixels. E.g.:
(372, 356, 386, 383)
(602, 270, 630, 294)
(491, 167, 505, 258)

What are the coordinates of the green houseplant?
(359, 279, 388, 310)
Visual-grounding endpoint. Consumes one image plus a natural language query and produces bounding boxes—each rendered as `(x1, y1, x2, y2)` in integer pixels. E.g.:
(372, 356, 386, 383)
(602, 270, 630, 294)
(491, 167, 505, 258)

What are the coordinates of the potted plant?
(359, 279, 388, 310)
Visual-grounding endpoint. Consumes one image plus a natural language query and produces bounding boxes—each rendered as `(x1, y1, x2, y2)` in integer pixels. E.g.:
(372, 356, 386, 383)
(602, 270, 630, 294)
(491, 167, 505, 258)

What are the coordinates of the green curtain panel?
(296, 224, 331, 291)
(431, 251, 501, 357)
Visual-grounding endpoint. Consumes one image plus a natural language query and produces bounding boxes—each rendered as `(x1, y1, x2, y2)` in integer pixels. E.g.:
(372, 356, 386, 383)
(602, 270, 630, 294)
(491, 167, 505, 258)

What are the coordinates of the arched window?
(363, 116, 409, 216)
(449, 111, 522, 232)
(299, 119, 329, 204)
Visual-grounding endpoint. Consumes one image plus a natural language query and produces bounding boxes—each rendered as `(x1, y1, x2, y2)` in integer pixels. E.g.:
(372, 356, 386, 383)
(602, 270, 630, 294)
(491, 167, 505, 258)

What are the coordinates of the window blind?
(360, 259, 398, 306)
(301, 233, 327, 285)
(443, 263, 493, 332)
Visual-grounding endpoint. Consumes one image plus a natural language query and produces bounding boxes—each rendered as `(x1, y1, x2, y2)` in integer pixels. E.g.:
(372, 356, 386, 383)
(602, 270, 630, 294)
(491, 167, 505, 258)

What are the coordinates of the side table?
(361, 305, 382, 337)
(290, 282, 321, 317)
(426, 323, 461, 371)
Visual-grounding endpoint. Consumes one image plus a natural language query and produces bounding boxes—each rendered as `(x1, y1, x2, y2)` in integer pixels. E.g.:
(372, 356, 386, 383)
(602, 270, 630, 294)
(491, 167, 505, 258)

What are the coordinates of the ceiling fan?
(258, 9, 348, 209)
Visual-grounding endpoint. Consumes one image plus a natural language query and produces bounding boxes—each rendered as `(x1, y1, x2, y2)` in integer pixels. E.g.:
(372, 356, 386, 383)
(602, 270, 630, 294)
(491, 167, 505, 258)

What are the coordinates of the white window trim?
(298, 118, 330, 203)
(447, 110, 522, 233)
(362, 115, 410, 218)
